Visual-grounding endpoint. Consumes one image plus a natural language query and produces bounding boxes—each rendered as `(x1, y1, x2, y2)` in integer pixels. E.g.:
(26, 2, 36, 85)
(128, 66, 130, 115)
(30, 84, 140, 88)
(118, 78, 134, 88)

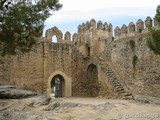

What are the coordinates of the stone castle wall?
(109, 35, 160, 97)
(0, 42, 73, 96)
(0, 56, 11, 85)
(0, 16, 160, 98)
(9, 43, 44, 93)
(105, 16, 160, 97)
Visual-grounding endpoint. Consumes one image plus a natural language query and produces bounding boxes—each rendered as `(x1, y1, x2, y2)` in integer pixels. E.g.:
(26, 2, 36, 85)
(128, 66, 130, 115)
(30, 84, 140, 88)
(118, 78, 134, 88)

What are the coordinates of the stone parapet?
(114, 16, 158, 40)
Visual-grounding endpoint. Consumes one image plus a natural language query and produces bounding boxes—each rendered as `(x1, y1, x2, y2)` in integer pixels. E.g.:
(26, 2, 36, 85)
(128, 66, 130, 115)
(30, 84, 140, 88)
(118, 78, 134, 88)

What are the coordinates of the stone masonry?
(0, 16, 160, 99)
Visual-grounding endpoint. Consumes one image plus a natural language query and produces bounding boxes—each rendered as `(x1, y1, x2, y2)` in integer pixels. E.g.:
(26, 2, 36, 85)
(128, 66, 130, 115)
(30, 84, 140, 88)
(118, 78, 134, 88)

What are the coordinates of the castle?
(0, 16, 160, 99)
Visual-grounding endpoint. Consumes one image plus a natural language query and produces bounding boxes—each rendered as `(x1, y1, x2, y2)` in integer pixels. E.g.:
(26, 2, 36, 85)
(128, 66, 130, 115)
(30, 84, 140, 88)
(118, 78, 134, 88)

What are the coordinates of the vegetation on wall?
(132, 54, 138, 70)
(0, 0, 62, 56)
(129, 40, 135, 52)
(129, 40, 138, 70)
(147, 5, 160, 55)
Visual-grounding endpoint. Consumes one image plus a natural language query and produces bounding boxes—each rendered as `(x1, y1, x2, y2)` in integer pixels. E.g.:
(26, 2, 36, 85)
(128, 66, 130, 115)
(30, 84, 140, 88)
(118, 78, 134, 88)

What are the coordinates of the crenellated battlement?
(77, 19, 113, 34)
(114, 16, 159, 40)
(73, 19, 113, 46)
(71, 19, 114, 57)
(42, 16, 159, 57)
(44, 27, 73, 44)
(43, 16, 159, 45)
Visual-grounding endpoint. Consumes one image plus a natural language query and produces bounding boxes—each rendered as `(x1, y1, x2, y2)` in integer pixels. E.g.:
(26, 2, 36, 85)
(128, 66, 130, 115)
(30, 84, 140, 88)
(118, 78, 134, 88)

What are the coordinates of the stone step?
(108, 75, 116, 77)
(102, 66, 109, 68)
(105, 70, 111, 73)
(107, 73, 116, 76)
(112, 80, 119, 83)
(107, 75, 117, 78)
(107, 73, 114, 75)
(110, 79, 119, 83)
(112, 82, 120, 85)
(113, 82, 120, 84)
(43, 87, 47, 90)
(102, 68, 107, 70)
(110, 78, 118, 81)
(113, 83, 121, 86)
(114, 86, 122, 89)
(111, 79, 118, 81)
(115, 86, 123, 89)
(111, 80, 118, 82)
(110, 77, 117, 80)
(104, 67, 111, 70)
(112, 79, 120, 82)
(105, 67, 111, 69)
(116, 88, 124, 91)
(121, 93, 132, 96)
(117, 90, 125, 94)
(111, 78, 119, 83)
(117, 90, 125, 93)
(112, 80, 119, 82)
(106, 70, 113, 73)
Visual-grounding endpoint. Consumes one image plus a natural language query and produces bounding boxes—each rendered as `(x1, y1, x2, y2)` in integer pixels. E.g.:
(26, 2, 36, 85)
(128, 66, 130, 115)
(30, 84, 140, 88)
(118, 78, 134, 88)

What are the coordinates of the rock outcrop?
(0, 85, 38, 99)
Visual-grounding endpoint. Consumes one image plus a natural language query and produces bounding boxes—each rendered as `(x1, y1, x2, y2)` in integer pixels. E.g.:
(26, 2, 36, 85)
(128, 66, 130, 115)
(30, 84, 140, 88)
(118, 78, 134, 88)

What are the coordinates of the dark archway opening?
(86, 64, 99, 97)
(51, 74, 65, 97)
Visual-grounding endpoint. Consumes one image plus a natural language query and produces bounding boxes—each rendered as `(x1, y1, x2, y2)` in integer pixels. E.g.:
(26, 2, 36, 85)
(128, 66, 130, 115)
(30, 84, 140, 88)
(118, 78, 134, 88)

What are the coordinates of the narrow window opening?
(52, 36, 58, 43)
(88, 47, 90, 57)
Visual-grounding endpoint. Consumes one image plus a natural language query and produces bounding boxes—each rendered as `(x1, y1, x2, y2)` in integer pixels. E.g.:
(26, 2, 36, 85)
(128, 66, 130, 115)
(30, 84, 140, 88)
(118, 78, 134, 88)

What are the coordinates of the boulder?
(0, 85, 38, 99)
(134, 95, 160, 105)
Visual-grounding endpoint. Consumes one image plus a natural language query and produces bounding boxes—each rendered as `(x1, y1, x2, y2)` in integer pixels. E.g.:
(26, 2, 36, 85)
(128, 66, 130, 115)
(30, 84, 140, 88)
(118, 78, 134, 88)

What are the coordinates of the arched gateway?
(51, 75, 65, 97)
(86, 63, 99, 97)
(47, 71, 71, 97)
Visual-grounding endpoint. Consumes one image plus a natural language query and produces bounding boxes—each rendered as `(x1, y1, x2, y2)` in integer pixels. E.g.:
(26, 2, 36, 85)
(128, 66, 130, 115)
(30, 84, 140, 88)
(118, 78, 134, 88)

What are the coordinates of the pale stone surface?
(0, 97, 160, 120)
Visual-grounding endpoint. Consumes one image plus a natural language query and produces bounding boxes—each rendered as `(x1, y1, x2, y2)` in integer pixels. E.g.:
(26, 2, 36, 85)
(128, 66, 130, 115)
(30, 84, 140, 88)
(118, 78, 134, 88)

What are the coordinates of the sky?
(43, 0, 160, 37)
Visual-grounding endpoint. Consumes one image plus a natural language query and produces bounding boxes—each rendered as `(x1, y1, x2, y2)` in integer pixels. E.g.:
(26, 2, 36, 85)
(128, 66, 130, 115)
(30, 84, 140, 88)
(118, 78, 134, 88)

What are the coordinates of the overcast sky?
(44, 0, 160, 37)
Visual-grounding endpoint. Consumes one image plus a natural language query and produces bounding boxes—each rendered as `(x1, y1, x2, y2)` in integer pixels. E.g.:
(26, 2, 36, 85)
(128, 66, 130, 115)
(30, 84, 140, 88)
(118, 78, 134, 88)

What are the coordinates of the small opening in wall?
(52, 36, 58, 43)
(138, 29, 142, 33)
(88, 47, 90, 57)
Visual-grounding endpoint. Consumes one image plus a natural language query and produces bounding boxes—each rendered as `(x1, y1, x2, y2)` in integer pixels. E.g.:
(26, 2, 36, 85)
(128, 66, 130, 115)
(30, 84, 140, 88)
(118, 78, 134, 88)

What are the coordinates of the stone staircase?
(101, 63, 134, 100)
(76, 49, 134, 100)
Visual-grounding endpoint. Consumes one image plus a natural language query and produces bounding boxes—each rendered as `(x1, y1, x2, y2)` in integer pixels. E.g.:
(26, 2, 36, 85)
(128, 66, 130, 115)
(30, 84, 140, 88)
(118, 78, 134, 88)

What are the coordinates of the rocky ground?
(0, 85, 160, 120)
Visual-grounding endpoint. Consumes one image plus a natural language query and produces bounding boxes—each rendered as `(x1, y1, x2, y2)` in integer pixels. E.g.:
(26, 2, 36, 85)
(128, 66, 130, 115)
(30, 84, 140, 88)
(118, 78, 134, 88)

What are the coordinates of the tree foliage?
(147, 5, 160, 55)
(0, 0, 62, 56)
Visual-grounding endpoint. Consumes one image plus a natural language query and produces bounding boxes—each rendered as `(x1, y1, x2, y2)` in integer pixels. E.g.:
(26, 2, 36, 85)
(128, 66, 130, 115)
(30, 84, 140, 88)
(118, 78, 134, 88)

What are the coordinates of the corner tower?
(72, 19, 113, 57)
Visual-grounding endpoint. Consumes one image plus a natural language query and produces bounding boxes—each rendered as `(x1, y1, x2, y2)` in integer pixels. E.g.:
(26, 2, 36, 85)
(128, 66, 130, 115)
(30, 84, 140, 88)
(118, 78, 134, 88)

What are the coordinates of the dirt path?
(0, 97, 160, 120)
(47, 97, 160, 120)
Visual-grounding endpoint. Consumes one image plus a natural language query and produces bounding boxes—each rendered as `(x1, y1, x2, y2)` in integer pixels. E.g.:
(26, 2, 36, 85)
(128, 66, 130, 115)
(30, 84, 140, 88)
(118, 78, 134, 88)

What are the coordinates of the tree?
(0, 0, 62, 56)
(147, 5, 160, 55)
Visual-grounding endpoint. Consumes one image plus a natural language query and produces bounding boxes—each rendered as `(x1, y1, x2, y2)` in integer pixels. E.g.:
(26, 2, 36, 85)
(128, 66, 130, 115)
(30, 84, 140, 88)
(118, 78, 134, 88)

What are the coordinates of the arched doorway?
(47, 71, 72, 97)
(86, 64, 99, 97)
(50, 74, 65, 97)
